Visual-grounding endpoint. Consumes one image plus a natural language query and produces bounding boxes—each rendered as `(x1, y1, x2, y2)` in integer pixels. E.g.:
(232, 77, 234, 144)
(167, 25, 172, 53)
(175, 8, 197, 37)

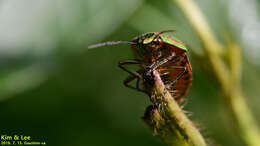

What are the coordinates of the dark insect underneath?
(88, 31, 192, 103)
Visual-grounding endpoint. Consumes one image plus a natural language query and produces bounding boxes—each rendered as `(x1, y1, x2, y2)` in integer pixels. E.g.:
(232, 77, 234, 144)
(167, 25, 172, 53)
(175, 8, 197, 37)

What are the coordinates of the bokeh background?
(0, 0, 259, 146)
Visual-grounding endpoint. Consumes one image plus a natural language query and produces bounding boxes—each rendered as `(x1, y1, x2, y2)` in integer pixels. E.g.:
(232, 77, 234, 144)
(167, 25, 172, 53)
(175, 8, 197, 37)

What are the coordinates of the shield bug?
(88, 30, 192, 103)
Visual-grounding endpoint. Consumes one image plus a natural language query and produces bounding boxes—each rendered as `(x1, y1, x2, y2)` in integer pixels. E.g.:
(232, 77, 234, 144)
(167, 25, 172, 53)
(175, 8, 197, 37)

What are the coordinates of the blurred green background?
(0, 0, 259, 146)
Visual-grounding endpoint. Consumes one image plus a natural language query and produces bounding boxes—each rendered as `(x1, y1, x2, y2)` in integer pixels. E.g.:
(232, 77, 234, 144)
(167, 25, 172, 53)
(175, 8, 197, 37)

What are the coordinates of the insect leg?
(144, 52, 176, 79)
(118, 59, 142, 77)
(118, 60, 149, 95)
(123, 75, 149, 95)
(168, 66, 187, 87)
(161, 66, 187, 98)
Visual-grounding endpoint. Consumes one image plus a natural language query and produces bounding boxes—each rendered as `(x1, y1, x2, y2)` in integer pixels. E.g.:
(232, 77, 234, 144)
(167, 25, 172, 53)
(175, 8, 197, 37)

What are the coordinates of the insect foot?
(143, 67, 155, 84)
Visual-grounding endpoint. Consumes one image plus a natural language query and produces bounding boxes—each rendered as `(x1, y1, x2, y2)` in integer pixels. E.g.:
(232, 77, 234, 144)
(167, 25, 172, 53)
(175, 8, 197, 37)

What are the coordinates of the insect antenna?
(158, 30, 176, 34)
(88, 41, 135, 49)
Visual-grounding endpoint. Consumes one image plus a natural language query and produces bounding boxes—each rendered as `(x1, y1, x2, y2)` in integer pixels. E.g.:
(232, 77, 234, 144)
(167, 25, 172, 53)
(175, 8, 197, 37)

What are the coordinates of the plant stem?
(229, 90, 260, 146)
(144, 70, 207, 146)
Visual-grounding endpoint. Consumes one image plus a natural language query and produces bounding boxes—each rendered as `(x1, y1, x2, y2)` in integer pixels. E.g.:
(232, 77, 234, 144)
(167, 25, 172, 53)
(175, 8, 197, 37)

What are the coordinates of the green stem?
(229, 90, 260, 146)
(144, 70, 207, 146)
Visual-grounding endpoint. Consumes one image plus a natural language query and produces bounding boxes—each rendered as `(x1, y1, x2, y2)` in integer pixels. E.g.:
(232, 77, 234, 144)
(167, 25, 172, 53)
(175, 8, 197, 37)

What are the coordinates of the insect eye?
(157, 38, 162, 44)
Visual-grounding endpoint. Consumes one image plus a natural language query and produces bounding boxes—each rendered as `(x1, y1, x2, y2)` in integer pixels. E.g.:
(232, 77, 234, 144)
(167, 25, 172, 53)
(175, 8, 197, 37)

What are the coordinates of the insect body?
(88, 31, 192, 102)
